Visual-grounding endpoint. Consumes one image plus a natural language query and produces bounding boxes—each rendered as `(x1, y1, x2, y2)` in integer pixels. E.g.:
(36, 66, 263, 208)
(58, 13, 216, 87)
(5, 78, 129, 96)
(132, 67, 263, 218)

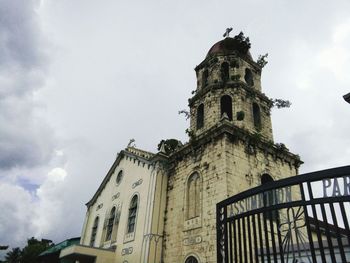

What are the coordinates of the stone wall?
(163, 133, 299, 263)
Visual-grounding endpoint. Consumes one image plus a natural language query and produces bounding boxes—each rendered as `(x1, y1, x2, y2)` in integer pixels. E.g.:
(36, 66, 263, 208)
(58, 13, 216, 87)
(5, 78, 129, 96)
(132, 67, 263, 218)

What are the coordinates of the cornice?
(195, 52, 261, 72)
(188, 81, 272, 107)
(169, 122, 302, 169)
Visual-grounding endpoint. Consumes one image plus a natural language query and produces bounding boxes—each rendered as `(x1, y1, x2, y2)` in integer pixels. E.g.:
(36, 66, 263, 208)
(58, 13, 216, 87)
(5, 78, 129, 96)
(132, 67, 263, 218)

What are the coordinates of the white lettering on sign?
(322, 176, 350, 197)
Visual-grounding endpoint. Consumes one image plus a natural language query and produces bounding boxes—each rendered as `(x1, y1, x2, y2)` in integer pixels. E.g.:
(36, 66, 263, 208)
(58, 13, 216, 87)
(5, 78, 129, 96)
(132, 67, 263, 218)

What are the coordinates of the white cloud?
(318, 21, 350, 82)
(0, 183, 37, 247)
(0, 167, 73, 247)
(33, 168, 68, 238)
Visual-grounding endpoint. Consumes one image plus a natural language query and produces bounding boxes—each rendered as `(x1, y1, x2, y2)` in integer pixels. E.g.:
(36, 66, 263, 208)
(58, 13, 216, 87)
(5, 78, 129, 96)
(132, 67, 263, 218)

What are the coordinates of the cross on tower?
(223, 27, 233, 38)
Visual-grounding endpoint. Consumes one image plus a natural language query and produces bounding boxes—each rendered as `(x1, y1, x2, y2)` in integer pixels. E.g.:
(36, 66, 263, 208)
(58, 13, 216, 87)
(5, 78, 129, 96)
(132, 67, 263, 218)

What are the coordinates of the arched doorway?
(185, 256, 198, 263)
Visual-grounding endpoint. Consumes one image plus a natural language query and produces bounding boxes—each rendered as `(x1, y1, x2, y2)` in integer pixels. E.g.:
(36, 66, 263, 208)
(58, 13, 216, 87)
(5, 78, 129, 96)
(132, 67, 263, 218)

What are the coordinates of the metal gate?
(216, 166, 350, 263)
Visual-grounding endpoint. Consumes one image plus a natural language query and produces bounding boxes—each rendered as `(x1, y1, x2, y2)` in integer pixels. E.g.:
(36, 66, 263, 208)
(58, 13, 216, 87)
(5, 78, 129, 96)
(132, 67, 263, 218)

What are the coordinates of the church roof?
(85, 146, 156, 207)
(38, 237, 80, 257)
(206, 37, 253, 60)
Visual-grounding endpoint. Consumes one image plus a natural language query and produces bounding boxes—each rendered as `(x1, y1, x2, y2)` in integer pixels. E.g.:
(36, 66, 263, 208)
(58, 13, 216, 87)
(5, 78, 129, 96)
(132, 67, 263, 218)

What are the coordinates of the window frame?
(186, 172, 201, 220)
(252, 102, 262, 130)
(220, 95, 233, 121)
(221, 62, 229, 84)
(127, 195, 139, 234)
(90, 216, 99, 247)
(105, 207, 116, 241)
(244, 68, 254, 86)
(116, 170, 123, 185)
(196, 103, 204, 130)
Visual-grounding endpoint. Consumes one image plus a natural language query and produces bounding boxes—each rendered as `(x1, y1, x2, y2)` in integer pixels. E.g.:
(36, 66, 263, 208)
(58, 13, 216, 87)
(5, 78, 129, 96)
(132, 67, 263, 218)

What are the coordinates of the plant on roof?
(233, 32, 251, 54)
(257, 53, 268, 68)
(178, 109, 190, 120)
(158, 139, 182, 155)
(272, 99, 291, 109)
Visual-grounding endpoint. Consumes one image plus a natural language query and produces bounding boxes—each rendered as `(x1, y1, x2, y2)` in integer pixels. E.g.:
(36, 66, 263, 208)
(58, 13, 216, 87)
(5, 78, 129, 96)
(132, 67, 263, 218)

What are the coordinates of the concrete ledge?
(60, 244, 115, 263)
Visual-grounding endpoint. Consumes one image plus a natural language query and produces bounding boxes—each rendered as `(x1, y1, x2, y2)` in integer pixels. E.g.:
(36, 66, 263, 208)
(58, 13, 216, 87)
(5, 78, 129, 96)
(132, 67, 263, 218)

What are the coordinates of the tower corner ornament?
(223, 27, 233, 38)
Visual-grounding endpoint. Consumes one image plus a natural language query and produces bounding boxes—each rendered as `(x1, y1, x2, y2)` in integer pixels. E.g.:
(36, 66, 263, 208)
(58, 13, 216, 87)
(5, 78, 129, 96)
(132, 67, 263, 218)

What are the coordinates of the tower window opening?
(221, 62, 229, 83)
(196, 104, 204, 130)
(244, 68, 254, 86)
(261, 174, 278, 221)
(253, 103, 261, 129)
(220, 95, 233, 121)
(202, 69, 208, 88)
(90, 216, 99, 247)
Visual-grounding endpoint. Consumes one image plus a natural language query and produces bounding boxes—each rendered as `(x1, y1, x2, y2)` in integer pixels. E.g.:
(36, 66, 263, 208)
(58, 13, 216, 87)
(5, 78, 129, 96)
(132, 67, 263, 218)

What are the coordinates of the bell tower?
(189, 33, 273, 142)
(163, 32, 302, 263)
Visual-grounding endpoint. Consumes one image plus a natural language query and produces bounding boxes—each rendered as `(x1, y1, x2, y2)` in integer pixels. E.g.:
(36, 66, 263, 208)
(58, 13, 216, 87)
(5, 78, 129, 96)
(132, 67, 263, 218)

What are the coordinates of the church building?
(59, 32, 302, 263)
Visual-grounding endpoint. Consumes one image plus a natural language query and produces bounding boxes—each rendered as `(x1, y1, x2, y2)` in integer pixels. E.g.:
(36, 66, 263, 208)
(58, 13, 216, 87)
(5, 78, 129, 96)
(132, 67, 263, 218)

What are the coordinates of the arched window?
(90, 216, 99, 247)
(105, 207, 116, 241)
(116, 170, 123, 185)
(127, 195, 138, 233)
(261, 173, 273, 184)
(187, 173, 200, 219)
(261, 174, 278, 221)
(196, 104, 204, 129)
(185, 256, 199, 263)
(244, 68, 254, 86)
(221, 62, 229, 83)
(202, 69, 208, 88)
(220, 95, 233, 121)
(253, 103, 261, 129)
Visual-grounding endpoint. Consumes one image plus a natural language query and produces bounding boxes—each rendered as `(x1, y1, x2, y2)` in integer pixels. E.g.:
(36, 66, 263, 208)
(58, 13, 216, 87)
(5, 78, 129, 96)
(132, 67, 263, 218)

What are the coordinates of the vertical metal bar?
(228, 220, 233, 263)
(238, 218, 242, 263)
(329, 202, 347, 263)
(233, 218, 238, 263)
(292, 208, 302, 259)
(276, 210, 284, 263)
(320, 203, 336, 263)
(307, 182, 327, 263)
(300, 182, 317, 262)
(252, 214, 260, 263)
(257, 213, 264, 263)
(269, 210, 277, 263)
(287, 208, 296, 260)
(263, 210, 271, 263)
(242, 216, 248, 263)
(247, 215, 253, 263)
(224, 206, 229, 263)
(339, 202, 350, 248)
(216, 204, 222, 263)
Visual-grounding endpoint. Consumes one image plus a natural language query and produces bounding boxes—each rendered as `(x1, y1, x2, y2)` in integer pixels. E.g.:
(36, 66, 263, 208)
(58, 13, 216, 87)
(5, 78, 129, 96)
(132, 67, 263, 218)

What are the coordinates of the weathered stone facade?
(63, 34, 302, 263)
(163, 35, 301, 263)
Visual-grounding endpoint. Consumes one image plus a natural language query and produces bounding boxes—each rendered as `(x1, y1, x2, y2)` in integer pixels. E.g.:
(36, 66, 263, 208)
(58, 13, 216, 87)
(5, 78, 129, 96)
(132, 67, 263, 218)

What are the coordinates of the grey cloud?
(0, 0, 45, 69)
(0, 0, 55, 171)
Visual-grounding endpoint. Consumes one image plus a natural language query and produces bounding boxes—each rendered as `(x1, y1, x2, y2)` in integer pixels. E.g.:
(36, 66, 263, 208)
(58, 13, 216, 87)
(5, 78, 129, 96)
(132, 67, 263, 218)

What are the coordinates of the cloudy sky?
(1, 0, 350, 249)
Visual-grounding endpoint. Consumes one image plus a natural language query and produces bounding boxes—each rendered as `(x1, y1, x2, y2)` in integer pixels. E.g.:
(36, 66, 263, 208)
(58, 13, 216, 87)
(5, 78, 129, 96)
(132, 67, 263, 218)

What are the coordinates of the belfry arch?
(220, 95, 233, 121)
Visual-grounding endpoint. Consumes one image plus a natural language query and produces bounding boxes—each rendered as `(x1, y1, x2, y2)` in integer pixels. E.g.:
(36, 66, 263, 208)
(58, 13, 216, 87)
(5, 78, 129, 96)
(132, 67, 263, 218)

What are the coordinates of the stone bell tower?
(162, 33, 302, 263)
(189, 33, 273, 142)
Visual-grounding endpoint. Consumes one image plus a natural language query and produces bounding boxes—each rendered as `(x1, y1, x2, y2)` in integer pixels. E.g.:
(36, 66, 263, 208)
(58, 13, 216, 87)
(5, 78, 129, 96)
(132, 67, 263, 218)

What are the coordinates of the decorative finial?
(127, 138, 136, 148)
(223, 27, 233, 38)
(159, 141, 166, 154)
